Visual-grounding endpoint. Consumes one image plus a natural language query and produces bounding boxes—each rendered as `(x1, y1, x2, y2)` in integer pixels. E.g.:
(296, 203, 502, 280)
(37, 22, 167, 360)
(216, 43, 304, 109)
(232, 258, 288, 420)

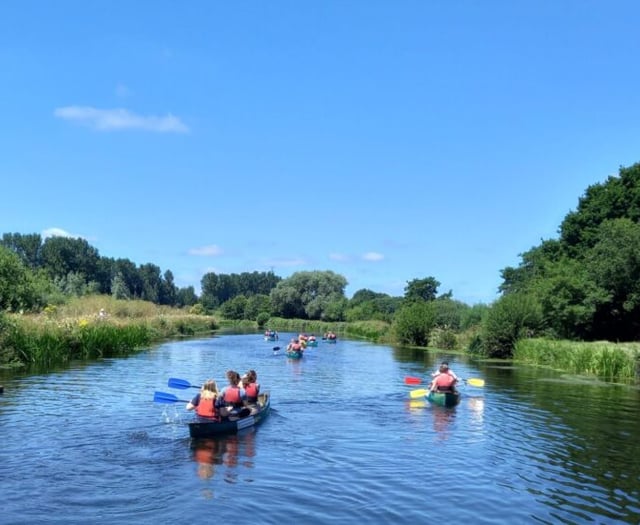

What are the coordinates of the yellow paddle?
(408, 378, 485, 399)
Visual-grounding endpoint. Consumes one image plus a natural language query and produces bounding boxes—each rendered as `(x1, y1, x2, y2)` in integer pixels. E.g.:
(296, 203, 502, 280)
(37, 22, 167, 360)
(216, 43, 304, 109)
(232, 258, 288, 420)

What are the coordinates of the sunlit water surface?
(1, 334, 639, 524)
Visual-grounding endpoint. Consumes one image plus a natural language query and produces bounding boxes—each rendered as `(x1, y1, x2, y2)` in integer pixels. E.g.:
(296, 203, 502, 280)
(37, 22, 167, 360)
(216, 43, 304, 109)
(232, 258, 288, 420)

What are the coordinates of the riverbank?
(0, 297, 217, 369)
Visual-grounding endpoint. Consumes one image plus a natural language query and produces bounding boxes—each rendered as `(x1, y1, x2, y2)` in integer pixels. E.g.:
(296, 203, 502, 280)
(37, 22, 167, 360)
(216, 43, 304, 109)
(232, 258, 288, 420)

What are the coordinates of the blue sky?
(2, 1, 639, 305)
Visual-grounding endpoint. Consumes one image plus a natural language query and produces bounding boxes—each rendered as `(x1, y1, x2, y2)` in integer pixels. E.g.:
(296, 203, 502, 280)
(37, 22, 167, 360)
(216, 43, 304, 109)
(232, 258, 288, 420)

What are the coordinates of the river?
(1, 333, 639, 524)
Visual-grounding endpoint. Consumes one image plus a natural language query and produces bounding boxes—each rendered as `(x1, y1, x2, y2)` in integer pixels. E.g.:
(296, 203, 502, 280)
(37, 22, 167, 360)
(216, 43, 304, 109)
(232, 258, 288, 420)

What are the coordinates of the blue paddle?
(168, 377, 201, 390)
(154, 391, 190, 404)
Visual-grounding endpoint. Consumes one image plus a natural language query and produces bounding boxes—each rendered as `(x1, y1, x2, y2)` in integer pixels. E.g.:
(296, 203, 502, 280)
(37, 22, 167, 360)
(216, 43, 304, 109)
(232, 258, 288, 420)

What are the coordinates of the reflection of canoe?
(189, 393, 271, 438)
(426, 390, 460, 408)
(286, 350, 303, 359)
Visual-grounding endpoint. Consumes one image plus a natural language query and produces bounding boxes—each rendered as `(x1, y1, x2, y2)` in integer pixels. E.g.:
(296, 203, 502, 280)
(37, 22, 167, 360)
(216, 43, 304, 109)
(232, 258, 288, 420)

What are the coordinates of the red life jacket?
(196, 397, 218, 418)
(223, 386, 243, 406)
(434, 373, 456, 391)
(245, 382, 259, 402)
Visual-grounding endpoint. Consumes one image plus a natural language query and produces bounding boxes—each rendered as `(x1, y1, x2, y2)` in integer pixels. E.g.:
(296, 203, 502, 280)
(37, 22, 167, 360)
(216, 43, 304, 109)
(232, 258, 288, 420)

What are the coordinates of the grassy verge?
(514, 338, 640, 382)
(0, 297, 217, 369)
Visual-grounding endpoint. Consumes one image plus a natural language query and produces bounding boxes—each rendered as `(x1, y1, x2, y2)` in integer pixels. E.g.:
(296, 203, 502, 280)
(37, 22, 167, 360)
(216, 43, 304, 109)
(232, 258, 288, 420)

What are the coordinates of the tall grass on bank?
(515, 338, 640, 382)
(0, 298, 218, 369)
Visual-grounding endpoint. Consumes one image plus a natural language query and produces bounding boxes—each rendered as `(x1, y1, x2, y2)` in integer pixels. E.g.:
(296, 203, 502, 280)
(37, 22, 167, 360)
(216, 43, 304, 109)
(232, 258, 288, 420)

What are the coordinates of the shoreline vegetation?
(1, 297, 638, 385)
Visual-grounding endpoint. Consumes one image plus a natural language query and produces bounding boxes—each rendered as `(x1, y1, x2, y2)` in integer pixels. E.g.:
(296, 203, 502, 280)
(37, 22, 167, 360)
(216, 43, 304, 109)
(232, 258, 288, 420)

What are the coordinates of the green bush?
(393, 301, 435, 347)
(480, 293, 543, 358)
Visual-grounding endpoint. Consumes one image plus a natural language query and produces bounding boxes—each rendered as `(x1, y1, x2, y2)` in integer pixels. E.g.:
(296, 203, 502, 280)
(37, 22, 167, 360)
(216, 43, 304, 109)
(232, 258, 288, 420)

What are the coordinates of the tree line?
(2, 161, 640, 357)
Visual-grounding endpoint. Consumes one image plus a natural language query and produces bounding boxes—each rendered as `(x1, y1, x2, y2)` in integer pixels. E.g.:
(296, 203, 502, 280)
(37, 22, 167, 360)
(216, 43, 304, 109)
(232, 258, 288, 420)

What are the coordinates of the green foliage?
(270, 271, 347, 320)
(189, 303, 206, 315)
(404, 277, 440, 302)
(429, 327, 457, 350)
(393, 301, 436, 346)
(244, 294, 272, 321)
(256, 311, 270, 328)
(345, 294, 401, 322)
(515, 338, 638, 381)
(480, 293, 543, 358)
(0, 245, 50, 312)
(560, 163, 640, 253)
(460, 303, 490, 330)
(220, 295, 248, 320)
(433, 297, 467, 330)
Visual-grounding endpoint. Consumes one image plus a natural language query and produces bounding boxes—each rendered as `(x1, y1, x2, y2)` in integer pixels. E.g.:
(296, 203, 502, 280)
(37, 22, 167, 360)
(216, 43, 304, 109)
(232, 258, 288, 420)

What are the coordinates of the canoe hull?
(188, 392, 271, 438)
(286, 350, 303, 359)
(426, 390, 461, 408)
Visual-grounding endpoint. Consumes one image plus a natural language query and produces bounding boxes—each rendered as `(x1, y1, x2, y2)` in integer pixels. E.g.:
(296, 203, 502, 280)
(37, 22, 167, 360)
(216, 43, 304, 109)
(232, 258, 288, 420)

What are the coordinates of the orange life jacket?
(223, 386, 243, 406)
(245, 382, 259, 402)
(196, 397, 218, 418)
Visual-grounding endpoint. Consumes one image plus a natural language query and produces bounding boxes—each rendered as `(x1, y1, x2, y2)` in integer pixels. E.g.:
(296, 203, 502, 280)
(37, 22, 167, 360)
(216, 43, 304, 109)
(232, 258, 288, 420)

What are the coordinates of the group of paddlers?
(186, 369, 260, 421)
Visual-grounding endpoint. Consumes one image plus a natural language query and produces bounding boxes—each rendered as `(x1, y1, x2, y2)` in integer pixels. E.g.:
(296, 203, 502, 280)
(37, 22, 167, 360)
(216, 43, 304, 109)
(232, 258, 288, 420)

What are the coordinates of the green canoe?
(426, 390, 461, 408)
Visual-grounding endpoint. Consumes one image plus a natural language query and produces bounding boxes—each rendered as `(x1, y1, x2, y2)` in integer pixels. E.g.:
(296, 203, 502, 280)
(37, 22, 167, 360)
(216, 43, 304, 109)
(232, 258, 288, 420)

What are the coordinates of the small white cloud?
(54, 106, 189, 133)
(188, 245, 224, 256)
(362, 252, 384, 261)
(42, 227, 79, 239)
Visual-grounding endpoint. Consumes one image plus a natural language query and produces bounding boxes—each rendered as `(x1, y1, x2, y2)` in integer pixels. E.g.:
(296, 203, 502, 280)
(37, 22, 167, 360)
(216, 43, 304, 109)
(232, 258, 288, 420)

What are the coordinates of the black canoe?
(189, 392, 271, 439)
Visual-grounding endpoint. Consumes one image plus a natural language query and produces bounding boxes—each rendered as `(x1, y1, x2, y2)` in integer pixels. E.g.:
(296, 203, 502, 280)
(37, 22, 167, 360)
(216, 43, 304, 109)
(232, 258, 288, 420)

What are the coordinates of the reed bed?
(0, 297, 217, 369)
(514, 338, 640, 382)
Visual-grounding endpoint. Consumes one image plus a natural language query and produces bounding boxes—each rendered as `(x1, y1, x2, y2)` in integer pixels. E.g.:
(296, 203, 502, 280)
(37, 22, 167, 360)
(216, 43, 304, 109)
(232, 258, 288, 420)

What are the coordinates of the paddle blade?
(466, 378, 485, 387)
(409, 388, 429, 399)
(404, 376, 422, 385)
(167, 377, 197, 390)
(153, 391, 186, 404)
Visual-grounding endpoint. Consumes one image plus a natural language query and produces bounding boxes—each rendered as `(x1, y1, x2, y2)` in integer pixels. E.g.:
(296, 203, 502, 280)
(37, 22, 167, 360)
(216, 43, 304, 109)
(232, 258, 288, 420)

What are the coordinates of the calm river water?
(1, 333, 639, 524)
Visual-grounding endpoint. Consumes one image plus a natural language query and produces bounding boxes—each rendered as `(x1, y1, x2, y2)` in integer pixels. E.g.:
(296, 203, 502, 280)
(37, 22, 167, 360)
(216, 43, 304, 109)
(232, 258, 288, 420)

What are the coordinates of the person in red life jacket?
(216, 370, 247, 419)
(286, 338, 303, 353)
(430, 363, 458, 393)
(186, 379, 220, 420)
(242, 369, 260, 409)
(430, 361, 458, 382)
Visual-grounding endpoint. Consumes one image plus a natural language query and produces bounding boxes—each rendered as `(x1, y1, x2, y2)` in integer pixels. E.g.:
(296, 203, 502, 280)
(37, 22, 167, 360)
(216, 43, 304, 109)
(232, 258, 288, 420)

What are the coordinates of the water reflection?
(190, 429, 257, 484)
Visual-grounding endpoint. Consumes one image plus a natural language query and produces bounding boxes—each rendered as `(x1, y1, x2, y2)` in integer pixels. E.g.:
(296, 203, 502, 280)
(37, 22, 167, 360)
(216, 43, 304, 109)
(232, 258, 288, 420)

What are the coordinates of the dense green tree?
(220, 295, 248, 320)
(270, 271, 347, 320)
(0, 232, 42, 269)
(481, 293, 543, 358)
(393, 301, 436, 346)
(585, 218, 640, 340)
(560, 163, 640, 254)
(138, 263, 162, 303)
(404, 277, 440, 302)
(176, 286, 198, 308)
(0, 245, 48, 311)
(244, 294, 271, 320)
(111, 272, 130, 300)
(40, 236, 100, 284)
